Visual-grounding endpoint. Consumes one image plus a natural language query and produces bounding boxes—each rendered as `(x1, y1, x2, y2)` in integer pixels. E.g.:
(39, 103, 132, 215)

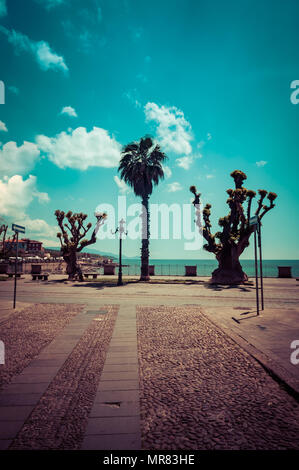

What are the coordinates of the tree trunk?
(63, 250, 83, 281)
(140, 194, 150, 281)
(211, 244, 248, 284)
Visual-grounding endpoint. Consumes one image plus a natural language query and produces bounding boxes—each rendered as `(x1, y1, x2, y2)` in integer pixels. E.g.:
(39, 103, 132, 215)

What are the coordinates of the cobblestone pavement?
(0, 304, 82, 389)
(8, 305, 118, 450)
(137, 305, 299, 450)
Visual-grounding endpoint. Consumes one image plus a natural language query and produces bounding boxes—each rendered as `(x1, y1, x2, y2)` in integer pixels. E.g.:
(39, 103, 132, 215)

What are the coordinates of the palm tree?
(118, 136, 168, 281)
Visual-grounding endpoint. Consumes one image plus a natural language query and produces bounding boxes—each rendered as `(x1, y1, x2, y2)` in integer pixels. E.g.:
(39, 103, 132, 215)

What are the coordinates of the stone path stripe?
(81, 304, 141, 450)
(0, 308, 100, 448)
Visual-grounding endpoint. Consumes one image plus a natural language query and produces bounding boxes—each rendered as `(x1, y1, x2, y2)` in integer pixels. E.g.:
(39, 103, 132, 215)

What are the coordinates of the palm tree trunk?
(140, 194, 150, 281)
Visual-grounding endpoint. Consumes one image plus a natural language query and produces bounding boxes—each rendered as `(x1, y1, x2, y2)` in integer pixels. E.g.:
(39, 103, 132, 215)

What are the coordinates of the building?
(4, 238, 43, 255)
(26, 239, 43, 252)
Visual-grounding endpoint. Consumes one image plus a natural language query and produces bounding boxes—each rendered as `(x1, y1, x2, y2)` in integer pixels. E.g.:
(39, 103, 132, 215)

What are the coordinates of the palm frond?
(118, 136, 168, 197)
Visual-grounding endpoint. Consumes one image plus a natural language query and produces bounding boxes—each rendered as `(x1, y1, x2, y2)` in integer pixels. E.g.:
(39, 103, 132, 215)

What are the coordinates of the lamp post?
(11, 223, 26, 309)
(254, 225, 259, 316)
(249, 215, 260, 315)
(257, 220, 264, 310)
(113, 219, 127, 286)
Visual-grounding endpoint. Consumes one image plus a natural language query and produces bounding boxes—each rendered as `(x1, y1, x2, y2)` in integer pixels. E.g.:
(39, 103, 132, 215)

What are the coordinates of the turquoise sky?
(0, 0, 298, 259)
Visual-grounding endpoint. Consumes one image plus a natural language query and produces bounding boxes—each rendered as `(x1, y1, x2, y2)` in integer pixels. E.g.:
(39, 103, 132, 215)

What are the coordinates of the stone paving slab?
(0, 393, 43, 406)
(101, 364, 139, 373)
(85, 416, 140, 435)
(94, 390, 139, 403)
(82, 304, 141, 450)
(100, 371, 139, 381)
(19, 366, 59, 376)
(0, 439, 12, 450)
(3, 383, 48, 394)
(107, 345, 137, 351)
(0, 421, 25, 439)
(104, 357, 138, 365)
(29, 358, 67, 367)
(90, 402, 140, 418)
(0, 405, 34, 421)
(106, 352, 137, 359)
(10, 374, 55, 384)
(98, 380, 139, 391)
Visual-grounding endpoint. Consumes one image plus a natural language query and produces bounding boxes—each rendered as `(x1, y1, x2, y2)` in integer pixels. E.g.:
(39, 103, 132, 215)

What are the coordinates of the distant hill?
(44, 246, 135, 260)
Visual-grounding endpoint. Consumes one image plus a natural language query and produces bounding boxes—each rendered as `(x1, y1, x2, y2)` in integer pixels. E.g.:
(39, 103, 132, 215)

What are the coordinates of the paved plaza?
(0, 275, 298, 449)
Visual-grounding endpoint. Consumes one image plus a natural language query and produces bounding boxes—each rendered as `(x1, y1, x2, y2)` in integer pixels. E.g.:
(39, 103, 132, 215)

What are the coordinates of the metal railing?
(1, 261, 297, 278)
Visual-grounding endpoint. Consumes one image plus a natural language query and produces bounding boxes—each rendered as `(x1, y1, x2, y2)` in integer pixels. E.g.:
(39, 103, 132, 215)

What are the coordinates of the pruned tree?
(0, 221, 16, 260)
(55, 210, 107, 280)
(190, 170, 277, 284)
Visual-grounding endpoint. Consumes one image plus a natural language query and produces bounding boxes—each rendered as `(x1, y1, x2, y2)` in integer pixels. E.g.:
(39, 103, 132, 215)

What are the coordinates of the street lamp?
(257, 220, 264, 310)
(113, 219, 127, 286)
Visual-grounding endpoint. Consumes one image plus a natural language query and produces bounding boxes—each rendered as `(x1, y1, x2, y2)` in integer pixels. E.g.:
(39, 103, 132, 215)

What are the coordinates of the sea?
(115, 259, 299, 278)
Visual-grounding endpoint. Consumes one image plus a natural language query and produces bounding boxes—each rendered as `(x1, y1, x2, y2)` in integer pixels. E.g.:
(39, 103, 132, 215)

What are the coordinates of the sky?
(0, 0, 298, 260)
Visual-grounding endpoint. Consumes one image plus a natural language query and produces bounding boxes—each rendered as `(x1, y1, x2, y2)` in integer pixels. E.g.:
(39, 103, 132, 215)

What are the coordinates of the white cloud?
(144, 102, 193, 155)
(176, 156, 193, 170)
(36, 41, 68, 72)
(0, 0, 7, 17)
(0, 120, 7, 132)
(0, 175, 48, 218)
(60, 106, 77, 117)
(162, 165, 172, 179)
(0, 174, 55, 240)
(36, 126, 122, 170)
(207, 132, 212, 140)
(167, 182, 182, 192)
(206, 174, 215, 179)
(256, 160, 268, 167)
(114, 176, 131, 194)
(39, 239, 61, 247)
(0, 26, 68, 73)
(23, 217, 56, 238)
(0, 141, 40, 177)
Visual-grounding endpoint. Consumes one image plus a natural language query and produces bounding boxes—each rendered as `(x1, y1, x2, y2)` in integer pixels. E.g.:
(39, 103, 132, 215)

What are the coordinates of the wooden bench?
(8, 273, 21, 278)
(32, 273, 49, 281)
(84, 273, 99, 279)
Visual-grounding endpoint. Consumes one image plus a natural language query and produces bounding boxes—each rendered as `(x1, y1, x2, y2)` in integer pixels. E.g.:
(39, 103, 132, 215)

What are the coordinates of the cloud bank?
(0, 26, 68, 73)
(36, 126, 122, 170)
(0, 141, 40, 177)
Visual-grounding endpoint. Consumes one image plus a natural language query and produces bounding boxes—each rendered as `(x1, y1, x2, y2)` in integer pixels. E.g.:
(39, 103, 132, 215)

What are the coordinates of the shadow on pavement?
(203, 282, 254, 292)
(46, 278, 206, 288)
